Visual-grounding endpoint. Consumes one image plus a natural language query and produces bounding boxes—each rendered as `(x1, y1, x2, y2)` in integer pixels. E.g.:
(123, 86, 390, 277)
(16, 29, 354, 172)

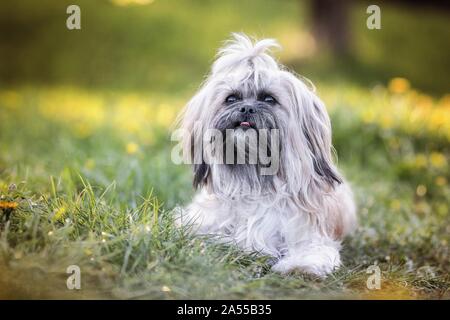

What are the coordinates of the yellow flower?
(113, 95, 150, 134)
(156, 104, 176, 127)
(429, 110, 447, 129)
(413, 154, 427, 168)
(38, 89, 105, 136)
(416, 185, 427, 197)
(126, 142, 139, 155)
(388, 78, 410, 94)
(362, 109, 375, 124)
(0, 201, 18, 209)
(435, 176, 447, 187)
(380, 114, 393, 129)
(429, 152, 446, 168)
(53, 206, 67, 221)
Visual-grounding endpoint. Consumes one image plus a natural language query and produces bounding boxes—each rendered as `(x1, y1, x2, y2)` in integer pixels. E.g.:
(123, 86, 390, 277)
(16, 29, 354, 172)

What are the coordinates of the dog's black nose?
(238, 105, 256, 114)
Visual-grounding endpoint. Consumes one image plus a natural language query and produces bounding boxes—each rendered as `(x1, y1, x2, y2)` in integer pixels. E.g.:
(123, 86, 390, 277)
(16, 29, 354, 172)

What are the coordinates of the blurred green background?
(1, 0, 449, 94)
(0, 0, 449, 299)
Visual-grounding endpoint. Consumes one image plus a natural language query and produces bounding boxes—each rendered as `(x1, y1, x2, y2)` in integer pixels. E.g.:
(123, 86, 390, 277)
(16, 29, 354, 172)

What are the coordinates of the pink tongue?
(240, 121, 250, 127)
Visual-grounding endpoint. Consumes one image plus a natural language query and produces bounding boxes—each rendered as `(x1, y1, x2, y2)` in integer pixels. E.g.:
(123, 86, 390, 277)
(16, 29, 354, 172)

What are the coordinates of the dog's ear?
(193, 163, 210, 189)
(177, 89, 207, 163)
(175, 81, 213, 189)
(301, 97, 342, 186)
(283, 72, 342, 188)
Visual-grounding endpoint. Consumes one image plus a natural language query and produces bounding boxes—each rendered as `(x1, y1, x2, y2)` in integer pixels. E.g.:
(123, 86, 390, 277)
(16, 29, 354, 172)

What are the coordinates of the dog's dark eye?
(262, 94, 276, 104)
(225, 94, 239, 104)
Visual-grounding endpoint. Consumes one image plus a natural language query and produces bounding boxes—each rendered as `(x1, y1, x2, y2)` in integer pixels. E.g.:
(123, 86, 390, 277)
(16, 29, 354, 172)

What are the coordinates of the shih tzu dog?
(174, 33, 356, 277)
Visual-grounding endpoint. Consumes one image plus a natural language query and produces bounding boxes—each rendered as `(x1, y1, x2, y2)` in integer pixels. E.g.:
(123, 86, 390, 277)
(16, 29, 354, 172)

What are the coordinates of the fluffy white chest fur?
(175, 33, 357, 277)
(179, 182, 355, 277)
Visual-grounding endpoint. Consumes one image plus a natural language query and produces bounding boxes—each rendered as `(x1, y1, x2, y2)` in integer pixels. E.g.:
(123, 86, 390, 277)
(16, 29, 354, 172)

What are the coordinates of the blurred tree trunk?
(311, 0, 351, 56)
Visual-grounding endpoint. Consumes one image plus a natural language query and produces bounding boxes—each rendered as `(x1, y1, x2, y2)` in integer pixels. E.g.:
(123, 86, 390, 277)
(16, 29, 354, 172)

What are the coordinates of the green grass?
(0, 0, 449, 299)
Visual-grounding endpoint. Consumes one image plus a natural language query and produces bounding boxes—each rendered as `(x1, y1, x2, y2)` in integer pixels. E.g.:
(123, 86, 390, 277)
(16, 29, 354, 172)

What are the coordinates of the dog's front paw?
(271, 246, 341, 278)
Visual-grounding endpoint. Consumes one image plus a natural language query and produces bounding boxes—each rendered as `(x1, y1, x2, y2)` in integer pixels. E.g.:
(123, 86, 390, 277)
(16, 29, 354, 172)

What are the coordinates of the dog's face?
(211, 80, 280, 133)
(177, 34, 341, 197)
(208, 72, 284, 171)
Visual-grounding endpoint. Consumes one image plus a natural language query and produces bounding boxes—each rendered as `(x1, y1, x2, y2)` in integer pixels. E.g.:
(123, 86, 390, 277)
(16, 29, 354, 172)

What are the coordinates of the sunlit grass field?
(0, 80, 448, 299)
(0, 0, 449, 299)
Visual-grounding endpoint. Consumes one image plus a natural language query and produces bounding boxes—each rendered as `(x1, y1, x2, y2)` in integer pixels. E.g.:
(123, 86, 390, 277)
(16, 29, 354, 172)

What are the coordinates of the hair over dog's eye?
(225, 94, 239, 104)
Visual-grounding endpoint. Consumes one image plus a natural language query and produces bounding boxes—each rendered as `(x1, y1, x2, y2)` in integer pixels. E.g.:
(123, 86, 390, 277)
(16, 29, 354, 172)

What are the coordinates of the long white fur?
(175, 33, 357, 277)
